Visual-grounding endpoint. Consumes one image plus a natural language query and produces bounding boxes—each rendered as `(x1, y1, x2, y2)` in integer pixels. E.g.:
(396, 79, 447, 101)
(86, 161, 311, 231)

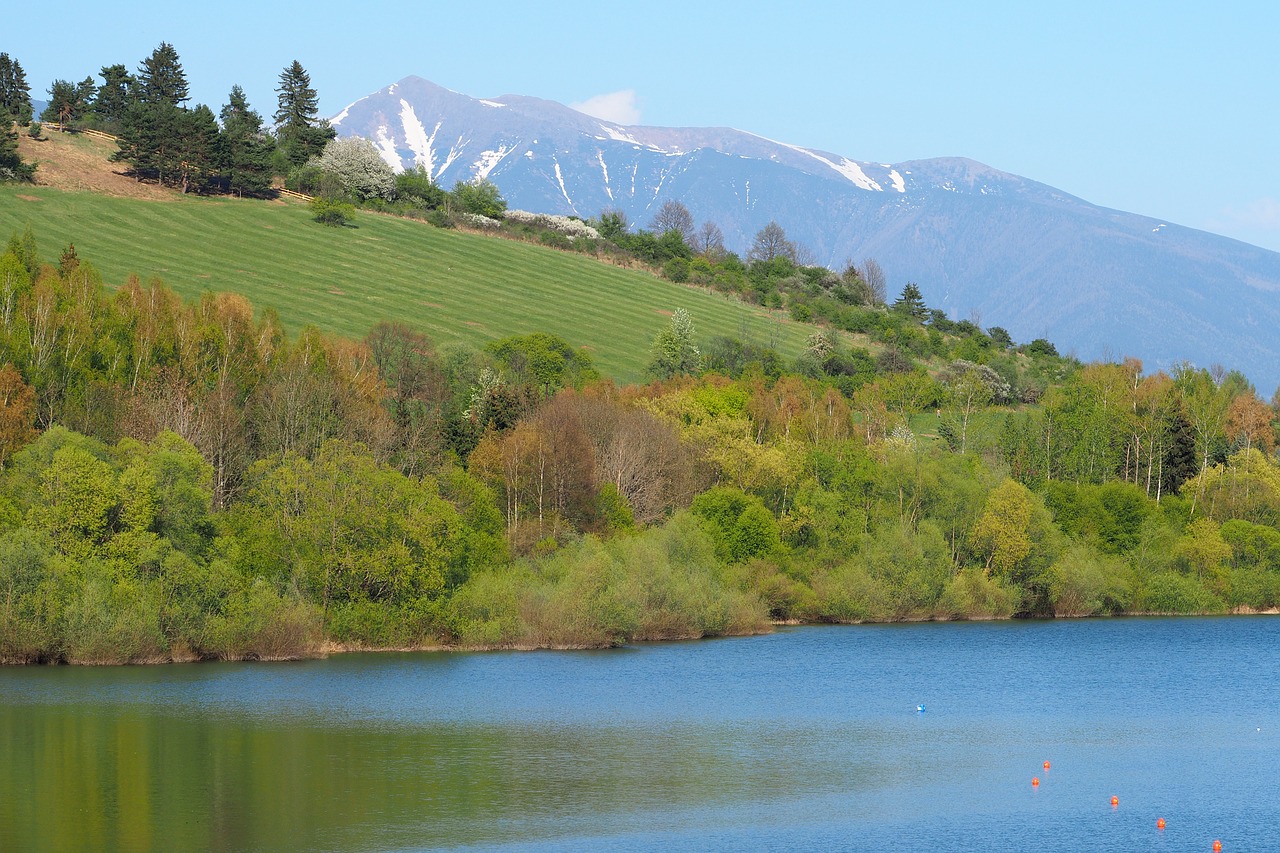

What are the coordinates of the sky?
(8, 1, 1280, 250)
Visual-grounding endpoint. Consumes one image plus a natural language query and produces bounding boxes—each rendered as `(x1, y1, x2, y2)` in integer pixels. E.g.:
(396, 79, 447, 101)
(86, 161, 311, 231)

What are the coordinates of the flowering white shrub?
(506, 210, 600, 240)
(310, 137, 396, 201)
(460, 212, 502, 229)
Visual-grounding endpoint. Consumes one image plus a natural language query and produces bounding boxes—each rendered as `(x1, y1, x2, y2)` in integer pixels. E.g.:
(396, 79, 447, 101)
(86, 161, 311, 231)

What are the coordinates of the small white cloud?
(569, 90, 641, 125)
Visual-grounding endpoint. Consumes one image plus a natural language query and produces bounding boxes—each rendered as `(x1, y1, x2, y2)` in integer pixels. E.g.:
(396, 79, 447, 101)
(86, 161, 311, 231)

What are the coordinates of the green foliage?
(648, 308, 703, 379)
(450, 179, 507, 219)
(275, 61, 335, 168)
(0, 108, 34, 183)
(0, 55, 33, 126)
(486, 331, 598, 394)
(395, 165, 445, 209)
(691, 486, 781, 563)
(310, 196, 356, 226)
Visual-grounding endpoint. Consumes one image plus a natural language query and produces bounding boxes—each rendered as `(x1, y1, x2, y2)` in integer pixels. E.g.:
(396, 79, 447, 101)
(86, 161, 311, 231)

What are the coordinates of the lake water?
(2, 618, 1278, 852)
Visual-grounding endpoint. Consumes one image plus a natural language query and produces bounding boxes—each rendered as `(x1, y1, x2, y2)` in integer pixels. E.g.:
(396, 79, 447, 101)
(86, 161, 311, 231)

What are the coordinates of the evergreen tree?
(892, 283, 928, 320)
(0, 54, 33, 125)
(113, 100, 182, 184)
(219, 85, 275, 197)
(274, 60, 334, 167)
(174, 104, 222, 194)
(136, 42, 188, 106)
(91, 64, 135, 129)
(0, 107, 36, 183)
(115, 43, 189, 185)
(41, 78, 95, 129)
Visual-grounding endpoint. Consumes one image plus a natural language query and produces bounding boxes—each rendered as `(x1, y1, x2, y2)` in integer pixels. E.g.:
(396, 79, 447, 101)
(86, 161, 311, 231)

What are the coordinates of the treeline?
(3, 232, 1280, 664)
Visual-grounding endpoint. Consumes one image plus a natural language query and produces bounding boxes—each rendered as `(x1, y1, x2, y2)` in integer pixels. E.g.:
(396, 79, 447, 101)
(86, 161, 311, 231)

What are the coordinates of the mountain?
(332, 76, 1280, 392)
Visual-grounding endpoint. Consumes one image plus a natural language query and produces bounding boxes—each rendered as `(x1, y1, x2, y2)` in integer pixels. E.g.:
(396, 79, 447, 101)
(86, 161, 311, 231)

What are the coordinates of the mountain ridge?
(331, 76, 1280, 391)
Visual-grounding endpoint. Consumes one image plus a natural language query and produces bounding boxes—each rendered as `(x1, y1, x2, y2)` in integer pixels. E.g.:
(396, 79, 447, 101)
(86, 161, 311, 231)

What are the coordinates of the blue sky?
(9, 1, 1280, 250)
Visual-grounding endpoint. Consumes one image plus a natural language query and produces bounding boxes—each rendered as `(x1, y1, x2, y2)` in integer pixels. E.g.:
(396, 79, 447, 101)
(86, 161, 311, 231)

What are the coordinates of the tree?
(41, 78, 95, 129)
(693, 220, 725, 256)
(648, 308, 703, 379)
(748, 221, 797, 263)
(173, 104, 222, 193)
(135, 42, 188, 107)
(650, 200, 694, 244)
(486, 332, 598, 396)
(311, 136, 395, 201)
(0, 108, 35, 182)
(91, 64, 135, 129)
(450, 179, 507, 219)
(858, 258, 887, 305)
(275, 60, 334, 168)
(218, 85, 275, 197)
(0, 54, 33, 126)
(892, 283, 927, 320)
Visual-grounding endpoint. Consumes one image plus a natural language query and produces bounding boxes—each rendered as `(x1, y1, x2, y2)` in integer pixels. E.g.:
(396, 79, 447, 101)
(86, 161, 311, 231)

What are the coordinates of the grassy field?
(0, 181, 810, 382)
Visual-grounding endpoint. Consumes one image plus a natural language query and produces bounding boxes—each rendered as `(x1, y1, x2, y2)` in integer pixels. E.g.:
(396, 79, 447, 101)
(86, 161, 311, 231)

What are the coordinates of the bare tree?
(858, 258, 887, 305)
(748, 221, 796, 263)
(693, 220, 725, 256)
(650, 200, 695, 243)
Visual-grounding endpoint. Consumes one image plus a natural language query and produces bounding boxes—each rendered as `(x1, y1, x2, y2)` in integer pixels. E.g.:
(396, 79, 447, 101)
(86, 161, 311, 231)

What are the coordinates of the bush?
(310, 196, 355, 227)
(27, 122, 41, 139)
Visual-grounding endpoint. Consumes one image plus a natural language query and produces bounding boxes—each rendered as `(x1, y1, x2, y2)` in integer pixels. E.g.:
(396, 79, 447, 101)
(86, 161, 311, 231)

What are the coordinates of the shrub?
(310, 196, 355, 227)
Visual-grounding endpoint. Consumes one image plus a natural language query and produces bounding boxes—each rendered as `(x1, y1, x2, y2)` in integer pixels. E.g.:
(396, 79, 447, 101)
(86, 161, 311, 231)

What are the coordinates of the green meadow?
(0, 185, 809, 382)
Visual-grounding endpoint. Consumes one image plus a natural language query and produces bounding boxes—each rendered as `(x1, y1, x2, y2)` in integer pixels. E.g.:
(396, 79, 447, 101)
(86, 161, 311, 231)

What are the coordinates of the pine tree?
(174, 104, 222, 194)
(92, 64, 135, 130)
(892, 283, 928, 320)
(136, 42, 188, 107)
(41, 79, 94, 129)
(274, 60, 334, 167)
(0, 54, 33, 126)
(219, 85, 275, 197)
(0, 107, 36, 183)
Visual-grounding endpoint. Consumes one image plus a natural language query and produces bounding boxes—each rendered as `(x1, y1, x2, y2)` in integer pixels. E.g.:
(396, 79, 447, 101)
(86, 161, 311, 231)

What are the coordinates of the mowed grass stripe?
(0, 187, 807, 381)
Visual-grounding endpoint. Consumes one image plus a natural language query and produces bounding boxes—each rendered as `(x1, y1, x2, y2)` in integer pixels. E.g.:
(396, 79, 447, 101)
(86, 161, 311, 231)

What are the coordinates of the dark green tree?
(0, 54, 33, 125)
(91, 64, 135, 129)
(0, 107, 36, 182)
(892, 282, 928, 321)
(41, 78, 95, 129)
(136, 42, 188, 106)
(274, 60, 334, 168)
(218, 85, 275, 197)
(174, 104, 222, 193)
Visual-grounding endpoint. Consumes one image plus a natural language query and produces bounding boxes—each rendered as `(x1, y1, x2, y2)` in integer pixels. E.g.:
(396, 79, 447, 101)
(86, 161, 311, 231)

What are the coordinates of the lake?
(2, 617, 1277, 851)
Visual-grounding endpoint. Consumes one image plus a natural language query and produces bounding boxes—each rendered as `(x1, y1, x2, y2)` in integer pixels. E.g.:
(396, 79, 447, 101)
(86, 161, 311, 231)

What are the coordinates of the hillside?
(332, 76, 1280, 392)
(0, 134, 813, 383)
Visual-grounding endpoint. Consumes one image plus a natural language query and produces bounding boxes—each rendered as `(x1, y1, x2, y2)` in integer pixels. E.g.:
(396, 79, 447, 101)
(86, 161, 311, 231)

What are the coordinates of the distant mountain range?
(331, 76, 1280, 392)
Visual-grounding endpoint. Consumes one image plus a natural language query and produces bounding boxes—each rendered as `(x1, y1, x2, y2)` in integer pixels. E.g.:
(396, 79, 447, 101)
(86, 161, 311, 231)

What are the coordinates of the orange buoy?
(1043, 760, 1051, 770)
(1214, 841, 1222, 852)
(1032, 777, 1040, 787)
(1157, 818, 1166, 830)
(1110, 796, 1119, 807)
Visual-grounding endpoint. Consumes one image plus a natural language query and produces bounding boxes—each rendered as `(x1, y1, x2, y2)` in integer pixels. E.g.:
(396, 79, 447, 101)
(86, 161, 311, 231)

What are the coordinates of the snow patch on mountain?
(437, 136, 469, 178)
(479, 100, 506, 108)
(398, 100, 436, 175)
(553, 160, 575, 212)
(597, 151, 613, 201)
(475, 145, 515, 181)
(374, 125, 403, 171)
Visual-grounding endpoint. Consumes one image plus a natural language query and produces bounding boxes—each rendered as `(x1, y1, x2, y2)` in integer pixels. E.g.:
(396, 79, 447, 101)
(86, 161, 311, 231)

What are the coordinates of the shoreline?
(8, 608, 1277, 666)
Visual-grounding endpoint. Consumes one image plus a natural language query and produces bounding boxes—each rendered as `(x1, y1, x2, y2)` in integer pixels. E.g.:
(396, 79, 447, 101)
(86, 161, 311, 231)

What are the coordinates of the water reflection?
(2, 619, 1278, 851)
